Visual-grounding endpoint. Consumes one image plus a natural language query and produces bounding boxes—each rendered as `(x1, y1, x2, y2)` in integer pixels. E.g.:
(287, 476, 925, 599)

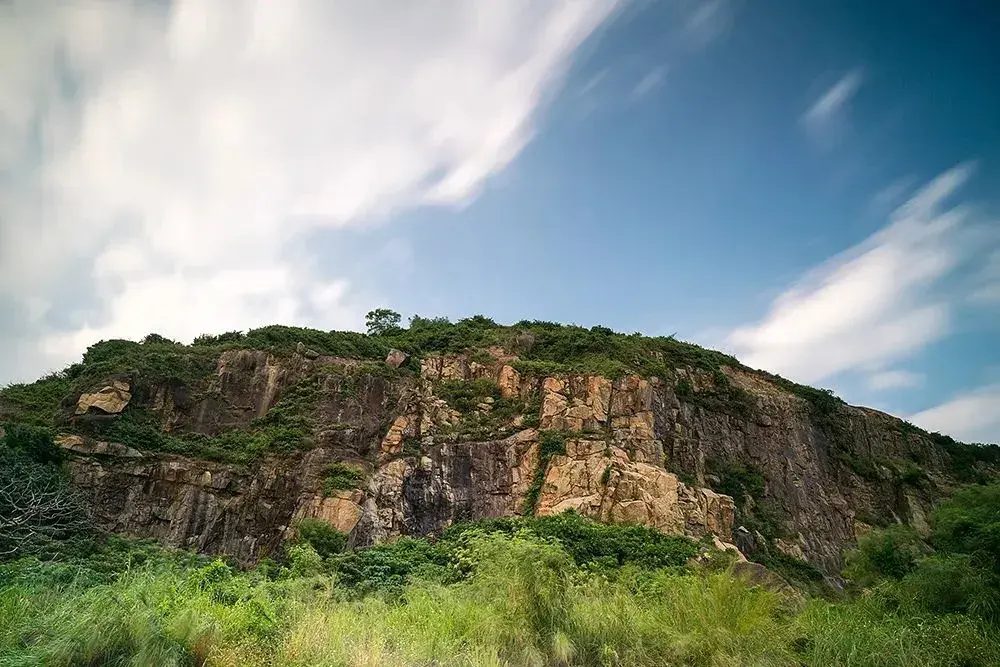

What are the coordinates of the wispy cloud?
(866, 369, 924, 391)
(629, 65, 668, 102)
(867, 175, 915, 217)
(969, 250, 1000, 304)
(801, 68, 864, 137)
(910, 385, 1000, 444)
(727, 163, 985, 385)
(684, 0, 735, 48)
(0, 0, 620, 383)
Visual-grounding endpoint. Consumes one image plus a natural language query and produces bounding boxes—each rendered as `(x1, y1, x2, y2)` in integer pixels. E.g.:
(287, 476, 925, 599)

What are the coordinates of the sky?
(1, 0, 999, 443)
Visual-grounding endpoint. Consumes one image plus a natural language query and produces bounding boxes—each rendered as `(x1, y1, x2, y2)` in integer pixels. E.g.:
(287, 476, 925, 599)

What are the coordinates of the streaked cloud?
(866, 369, 924, 391)
(684, 0, 735, 47)
(801, 68, 864, 136)
(969, 250, 1000, 304)
(629, 65, 668, 102)
(0, 0, 620, 383)
(867, 175, 915, 217)
(910, 385, 1000, 444)
(727, 163, 983, 385)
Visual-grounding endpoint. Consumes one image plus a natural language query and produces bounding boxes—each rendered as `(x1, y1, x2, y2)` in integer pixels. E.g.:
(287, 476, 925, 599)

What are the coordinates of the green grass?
(2, 526, 999, 667)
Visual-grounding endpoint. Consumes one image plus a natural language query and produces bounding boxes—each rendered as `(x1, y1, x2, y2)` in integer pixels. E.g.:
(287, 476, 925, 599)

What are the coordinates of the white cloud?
(866, 369, 924, 391)
(866, 175, 915, 217)
(0, 0, 619, 383)
(802, 68, 864, 135)
(629, 65, 668, 102)
(910, 385, 1000, 444)
(727, 163, 981, 385)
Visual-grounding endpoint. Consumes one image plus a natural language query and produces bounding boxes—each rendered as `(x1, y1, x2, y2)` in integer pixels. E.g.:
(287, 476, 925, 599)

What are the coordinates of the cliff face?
(8, 334, 993, 573)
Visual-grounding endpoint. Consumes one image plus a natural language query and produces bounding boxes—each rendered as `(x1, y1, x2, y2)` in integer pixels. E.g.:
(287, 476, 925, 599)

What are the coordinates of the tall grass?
(2, 533, 998, 666)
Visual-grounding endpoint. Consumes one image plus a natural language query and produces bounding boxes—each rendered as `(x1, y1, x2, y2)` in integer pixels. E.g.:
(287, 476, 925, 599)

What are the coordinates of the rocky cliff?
(2, 320, 996, 573)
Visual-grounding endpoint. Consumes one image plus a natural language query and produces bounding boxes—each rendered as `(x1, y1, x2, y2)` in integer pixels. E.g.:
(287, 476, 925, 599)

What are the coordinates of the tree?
(0, 449, 88, 557)
(365, 309, 402, 336)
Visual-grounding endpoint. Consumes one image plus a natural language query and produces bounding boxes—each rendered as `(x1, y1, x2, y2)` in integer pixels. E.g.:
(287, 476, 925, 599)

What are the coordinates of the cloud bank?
(0, 0, 620, 383)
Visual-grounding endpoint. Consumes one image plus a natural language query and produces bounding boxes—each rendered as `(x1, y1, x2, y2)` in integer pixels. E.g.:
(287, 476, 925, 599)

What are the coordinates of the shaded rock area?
(43, 349, 991, 572)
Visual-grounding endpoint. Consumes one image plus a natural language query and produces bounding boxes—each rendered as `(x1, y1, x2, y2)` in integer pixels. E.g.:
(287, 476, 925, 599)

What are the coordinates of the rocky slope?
(2, 321, 997, 573)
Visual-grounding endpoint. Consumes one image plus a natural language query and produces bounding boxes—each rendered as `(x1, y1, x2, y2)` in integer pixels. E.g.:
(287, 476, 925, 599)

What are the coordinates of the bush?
(708, 459, 765, 506)
(328, 537, 452, 598)
(443, 511, 699, 571)
(296, 519, 347, 559)
(322, 463, 365, 495)
(899, 555, 1000, 621)
(931, 482, 1000, 573)
(843, 524, 927, 586)
(843, 483, 1000, 625)
(0, 430, 89, 559)
(0, 422, 63, 465)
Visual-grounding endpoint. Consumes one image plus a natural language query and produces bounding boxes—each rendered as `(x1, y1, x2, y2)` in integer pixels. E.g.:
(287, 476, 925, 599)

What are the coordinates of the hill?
(2, 312, 997, 576)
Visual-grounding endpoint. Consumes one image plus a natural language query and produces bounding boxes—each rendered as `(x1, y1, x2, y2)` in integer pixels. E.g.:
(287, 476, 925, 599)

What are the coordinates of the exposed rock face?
(357, 430, 540, 544)
(537, 439, 734, 538)
(75, 380, 131, 415)
(43, 350, 992, 571)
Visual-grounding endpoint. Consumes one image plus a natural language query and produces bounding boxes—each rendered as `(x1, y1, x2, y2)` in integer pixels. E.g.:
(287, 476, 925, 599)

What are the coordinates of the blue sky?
(1, 1, 998, 442)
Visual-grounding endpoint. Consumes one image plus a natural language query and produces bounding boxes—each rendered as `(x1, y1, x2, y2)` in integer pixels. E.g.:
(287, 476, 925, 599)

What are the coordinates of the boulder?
(385, 349, 409, 369)
(56, 434, 143, 458)
(74, 380, 131, 415)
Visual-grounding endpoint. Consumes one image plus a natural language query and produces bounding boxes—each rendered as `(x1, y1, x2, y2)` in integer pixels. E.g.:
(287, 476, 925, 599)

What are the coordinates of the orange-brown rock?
(297, 489, 365, 534)
(380, 415, 411, 455)
(536, 438, 734, 540)
(74, 380, 132, 415)
(498, 365, 521, 398)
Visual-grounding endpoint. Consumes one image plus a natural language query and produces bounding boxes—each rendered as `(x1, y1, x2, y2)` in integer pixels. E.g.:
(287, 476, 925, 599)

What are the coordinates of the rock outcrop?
(10, 343, 990, 572)
(537, 438, 734, 538)
(74, 380, 131, 415)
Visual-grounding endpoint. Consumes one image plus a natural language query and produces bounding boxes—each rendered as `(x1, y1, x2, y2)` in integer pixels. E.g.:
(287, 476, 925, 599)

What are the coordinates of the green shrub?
(708, 459, 765, 506)
(443, 511, 699, 571)
(0, 446, 90, 559)
(296, 519, 348, 559)
(0, 422, 63, 465)
(899, 554, 1000, 621)
(328, 537, 452, 598)
(931, 482, 1000, 573)
(322, 463, 365, 495)
(434, 378, 500, 413)
(844, 524, 927, 586)
(843, 483, 1000, 625)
